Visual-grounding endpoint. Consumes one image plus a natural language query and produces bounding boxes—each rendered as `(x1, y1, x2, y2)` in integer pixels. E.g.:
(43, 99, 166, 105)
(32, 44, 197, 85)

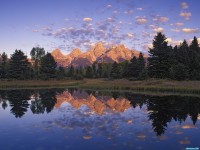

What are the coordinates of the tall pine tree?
(110, 61, 121, 79)
(147, 32, 172, 78)
(0, 52, 8, 79)
(8, 50, 32, 80)
(189, 36, 200, 80)
(40, 53, 57, 79)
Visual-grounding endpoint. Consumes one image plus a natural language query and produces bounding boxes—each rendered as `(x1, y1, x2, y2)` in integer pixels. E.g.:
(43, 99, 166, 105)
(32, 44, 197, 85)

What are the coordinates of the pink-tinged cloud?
(153, 16, 169, 23)
(153, 27, 164, 32)
(174, 22, 184, 27)
(32, 29, 39, 32)
(179, 138, 191, 145)
(181, 124, 196, 129)
(181, 2, 189, 9)
(179, 12, 191, 20)
(198, 38, 200, 44)
(166, 38, 183, 46)
(83, 18, 93, 22)
(182, 28, 199, 33)
(135, 16, 147, 24)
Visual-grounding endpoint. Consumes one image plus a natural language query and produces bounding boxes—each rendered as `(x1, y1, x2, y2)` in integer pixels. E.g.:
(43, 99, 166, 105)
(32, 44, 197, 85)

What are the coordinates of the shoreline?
(0, 79, 200, 96)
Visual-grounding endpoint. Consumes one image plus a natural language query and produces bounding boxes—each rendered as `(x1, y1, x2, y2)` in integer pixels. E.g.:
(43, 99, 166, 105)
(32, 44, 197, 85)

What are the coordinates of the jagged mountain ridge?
(51, 42, 144, 67)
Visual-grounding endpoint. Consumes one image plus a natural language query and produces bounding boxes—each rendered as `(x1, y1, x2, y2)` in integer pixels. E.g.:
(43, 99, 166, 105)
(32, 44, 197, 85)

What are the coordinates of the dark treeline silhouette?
(0, 89, 200, 136)
(0, 32, 199, 80)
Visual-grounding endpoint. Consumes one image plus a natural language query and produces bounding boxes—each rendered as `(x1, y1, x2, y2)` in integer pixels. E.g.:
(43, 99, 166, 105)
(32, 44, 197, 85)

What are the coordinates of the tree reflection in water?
(0, 89, 200, 135)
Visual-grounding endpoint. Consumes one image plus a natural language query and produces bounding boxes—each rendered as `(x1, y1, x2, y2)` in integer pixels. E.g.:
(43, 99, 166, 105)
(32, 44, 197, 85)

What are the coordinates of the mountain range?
(51, 42, 145, 67)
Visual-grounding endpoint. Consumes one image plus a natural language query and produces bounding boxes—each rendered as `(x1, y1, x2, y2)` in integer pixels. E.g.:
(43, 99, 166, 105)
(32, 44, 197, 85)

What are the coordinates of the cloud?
(179, 139, 191, 145)
(165, 38, 182, 46)
(64, 18, 69, 21)
(107, 17, 115, 23)
(126, 33, 134, 38)
(170, 28, 180, 32)
(181, 2, 189, 9)
(166, 38, 172, 43)
(137, 8, 143, 11)
(181, 124, 196, 129)
(179, 12, 191, 20)
(174, 22, 184, 27)
(124, 10, 134, 15)
(182, 28, 199, 33)
(153, 16, 169, 23)
(113, 10, 118, 14)
(142, 44, 153, 51)
(135, 16, 147, 25)
(83, 18, 93, 22)
(153, 27, 164, 32)
(32, 29, 39, 32)
(43, 26, 52, 31)
(106, 4, 112, 8)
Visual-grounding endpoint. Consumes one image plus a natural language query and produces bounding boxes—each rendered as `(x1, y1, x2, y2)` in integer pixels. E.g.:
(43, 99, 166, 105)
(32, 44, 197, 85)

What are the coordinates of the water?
(0, 89, 200, 150)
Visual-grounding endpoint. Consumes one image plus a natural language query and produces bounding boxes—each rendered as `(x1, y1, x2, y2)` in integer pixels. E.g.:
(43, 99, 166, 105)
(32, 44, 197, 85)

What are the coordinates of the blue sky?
(0, 0, 200, 57)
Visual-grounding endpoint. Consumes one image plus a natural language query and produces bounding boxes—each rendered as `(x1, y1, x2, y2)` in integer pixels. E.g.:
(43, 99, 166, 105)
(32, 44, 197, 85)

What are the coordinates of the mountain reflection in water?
(0, 88, 200, 137)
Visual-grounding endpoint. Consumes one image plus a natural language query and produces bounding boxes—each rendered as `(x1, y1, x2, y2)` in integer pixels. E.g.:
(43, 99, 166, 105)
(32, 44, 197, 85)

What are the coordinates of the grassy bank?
(0, 79, 200, 95)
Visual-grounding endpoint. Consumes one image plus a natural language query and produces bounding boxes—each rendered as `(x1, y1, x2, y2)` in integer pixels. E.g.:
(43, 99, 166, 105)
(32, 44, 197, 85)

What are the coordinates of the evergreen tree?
(30, 47, 45, 78)
(169, 63, 189, 80)
(110, 61, 121, 79)
(119, 60, 128, 78)
(137, 52, 145, 73)
(170, 40, 190, 80)
(127, 56, 139, 78)
(92, 62, 97, 78)
(40, 53, 57, 79)
(8, 50, 32, 80)
(0, 52, 8, 79)
(56, 66, 66, 79)
(189, 36, 200, 80)
(97, 63, 103, 78)
(85, 66, 93, 78)
(137, 52, 146, 79)
(147, 32, 172, 78)
(68, 66, 75, 77)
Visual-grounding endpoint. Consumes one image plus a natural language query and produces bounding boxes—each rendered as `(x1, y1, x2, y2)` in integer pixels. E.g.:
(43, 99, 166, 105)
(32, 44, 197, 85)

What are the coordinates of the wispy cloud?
(135, 16, 147, 24)
(124, 10, 134, 15)
(182, 28, 199, 33)
(170, 28, 180, 32)
(106, 4, 112, 8)
(174, 22, 184, 27)
(179, 12, 191, 20)
(181, 2, 189, 9)
(152, 16, 169, 23)
(137, 7, 144, 11)
(32, 29, 39, 33)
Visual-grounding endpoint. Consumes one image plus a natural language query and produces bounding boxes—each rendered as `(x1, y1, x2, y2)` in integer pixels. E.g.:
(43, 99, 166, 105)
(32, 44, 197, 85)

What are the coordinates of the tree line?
(0, 32, 199, 80)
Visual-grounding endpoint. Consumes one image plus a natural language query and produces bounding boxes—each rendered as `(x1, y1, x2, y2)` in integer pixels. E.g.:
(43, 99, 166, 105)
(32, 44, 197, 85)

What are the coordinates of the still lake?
(0, 88, 200, 150)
